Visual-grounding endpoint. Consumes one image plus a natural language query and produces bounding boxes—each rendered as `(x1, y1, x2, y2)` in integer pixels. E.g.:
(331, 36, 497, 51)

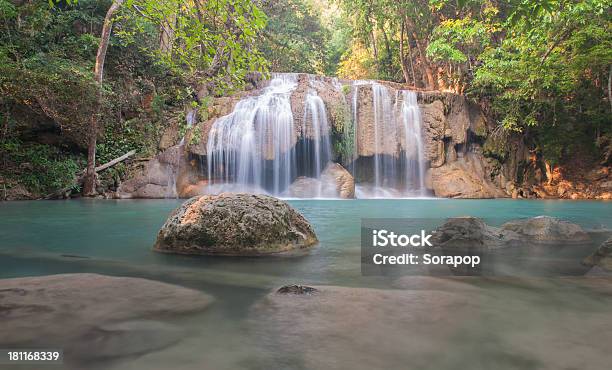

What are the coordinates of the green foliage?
(0, 138, 82, 195)
(470, 0, 611, 165)
(117, 0, 269, 94)
(257, 0, 328, 73)
(330, 102, 354, 164)
(427, 18, 492, 63)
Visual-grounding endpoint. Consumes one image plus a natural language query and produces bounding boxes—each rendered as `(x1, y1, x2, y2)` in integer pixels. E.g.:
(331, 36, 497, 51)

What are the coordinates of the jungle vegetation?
(0, 0, 610, 197)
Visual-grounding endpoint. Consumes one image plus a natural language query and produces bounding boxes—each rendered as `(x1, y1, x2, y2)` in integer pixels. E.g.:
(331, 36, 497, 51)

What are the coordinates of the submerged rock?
(431, 217, 521, 275)
(501, 216, 590, 244)
(0, 273, 212, 361)
(154, 193, 318, 255)
(434, 215, 590, 249)
(277, 285, 318, 295)
(583, 237, 612, 272)
(250, 279, 612, 370)
(250, 283, 478, 370)
(432, 216, 521, 251)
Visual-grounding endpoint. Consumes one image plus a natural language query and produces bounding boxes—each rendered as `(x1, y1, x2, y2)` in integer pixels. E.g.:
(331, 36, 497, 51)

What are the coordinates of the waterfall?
(301, 91, 332, 178)
(206, 74, 297, 195)
(371, 83, 398, 192)
(204, 73, 427, 198)
(300, 90, 333, 197)
(353, 82, 427, 198)
(398, 91, 426, 196)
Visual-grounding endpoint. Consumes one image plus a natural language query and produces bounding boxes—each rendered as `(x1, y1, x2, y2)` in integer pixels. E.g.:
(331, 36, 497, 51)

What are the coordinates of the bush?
(0, 138, 83, 195)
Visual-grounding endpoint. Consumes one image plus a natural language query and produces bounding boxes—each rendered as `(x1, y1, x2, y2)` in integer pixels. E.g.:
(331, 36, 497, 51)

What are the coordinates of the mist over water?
(0, 199, 610, 370)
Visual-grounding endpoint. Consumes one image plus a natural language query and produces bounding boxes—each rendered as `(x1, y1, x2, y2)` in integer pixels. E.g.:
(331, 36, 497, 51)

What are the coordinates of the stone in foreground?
(154, 193, 318, 256)
(249, 279, 612, 370)
(0, 274, 213, 361)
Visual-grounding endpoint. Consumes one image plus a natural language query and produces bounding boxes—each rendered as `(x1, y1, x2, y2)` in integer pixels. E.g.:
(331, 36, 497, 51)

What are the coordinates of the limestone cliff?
(115, 73, 610, 199)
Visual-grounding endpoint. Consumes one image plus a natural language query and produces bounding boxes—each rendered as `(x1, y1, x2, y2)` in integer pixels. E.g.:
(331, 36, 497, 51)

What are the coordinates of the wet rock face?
(420, 100, 447, 168)
(0, 274, 213, 363)
(321, 163, 355, 198)
(428, 153, 507, 198)
(116, 145, 182, 199)
(154, 193, 318, 255)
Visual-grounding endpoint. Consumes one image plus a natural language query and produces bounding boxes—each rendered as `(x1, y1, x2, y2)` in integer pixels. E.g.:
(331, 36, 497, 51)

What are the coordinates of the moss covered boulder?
(154, 193, 318, 256)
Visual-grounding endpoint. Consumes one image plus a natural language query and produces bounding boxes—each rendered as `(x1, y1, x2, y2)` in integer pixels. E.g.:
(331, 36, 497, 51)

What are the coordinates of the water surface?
(0, 199, 610, 369)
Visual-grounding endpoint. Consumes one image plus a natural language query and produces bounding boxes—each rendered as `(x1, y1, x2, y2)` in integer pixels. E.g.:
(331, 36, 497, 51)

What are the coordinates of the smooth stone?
(0, 274, 213, 361)
(250, 279, 612, 370)
(501, 216, 591, 244)
(432, 216, 522, 251)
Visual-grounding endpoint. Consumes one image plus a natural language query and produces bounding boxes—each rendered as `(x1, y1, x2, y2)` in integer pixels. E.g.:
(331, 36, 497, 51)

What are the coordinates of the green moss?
(342, 84, 351, 95)
(483, 133, 508, 162)
(330, 102, 355, 165)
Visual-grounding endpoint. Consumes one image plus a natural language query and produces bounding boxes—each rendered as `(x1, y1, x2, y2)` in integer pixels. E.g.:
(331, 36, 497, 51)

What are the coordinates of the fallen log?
(93, 150, 136, 173)
(43, 150, 137, 199)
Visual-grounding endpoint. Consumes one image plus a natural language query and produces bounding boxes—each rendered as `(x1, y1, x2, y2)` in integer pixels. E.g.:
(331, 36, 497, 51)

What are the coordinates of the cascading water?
(352, 82, 427, 198)
(204, 73, 427, 198)
(299, 90, 333, 197)
(398, 90, 426, 196)
(206, 74, 297, 195)
(301, 91, 332, 178)
(371, 83, 398, 191)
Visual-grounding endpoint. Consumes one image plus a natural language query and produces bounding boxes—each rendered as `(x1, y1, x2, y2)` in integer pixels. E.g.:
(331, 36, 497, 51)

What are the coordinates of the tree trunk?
(84, 0, 125, 196)
(380, 25, 392, 74)
(411, 31, 436, 90)
(159, 12, 177, 54)
(608, 64, 612, 112)
(399, 20, 411, 84)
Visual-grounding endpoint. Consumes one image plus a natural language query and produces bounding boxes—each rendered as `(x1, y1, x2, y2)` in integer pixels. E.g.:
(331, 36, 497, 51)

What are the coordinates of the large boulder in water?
(154, 193, 318, 255)
(501, 216, 590, 244)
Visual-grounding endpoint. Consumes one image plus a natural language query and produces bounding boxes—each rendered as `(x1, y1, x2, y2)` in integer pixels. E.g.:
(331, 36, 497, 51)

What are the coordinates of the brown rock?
(321, 163, 355, 198)
(429, 153, 507, 198)
(420, 100, 446, 167)
(154, 193, 318, 255)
